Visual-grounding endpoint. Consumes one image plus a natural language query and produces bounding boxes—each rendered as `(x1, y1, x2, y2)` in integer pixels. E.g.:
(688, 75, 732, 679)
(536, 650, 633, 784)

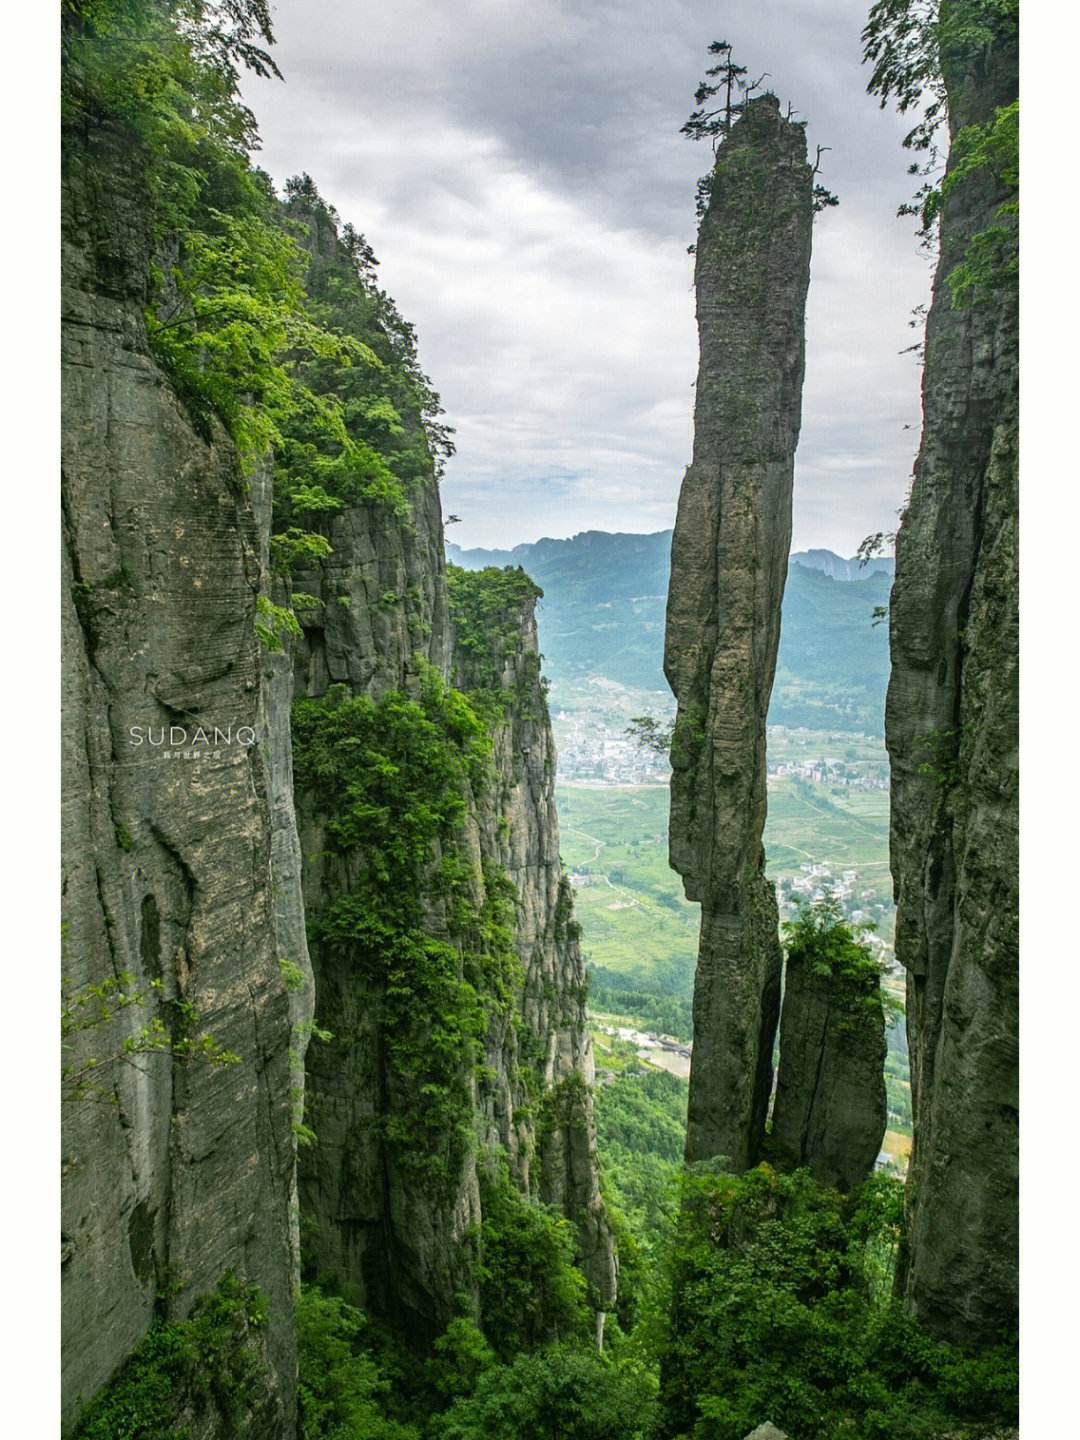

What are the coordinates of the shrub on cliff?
(658, 1164, 1018, 1439)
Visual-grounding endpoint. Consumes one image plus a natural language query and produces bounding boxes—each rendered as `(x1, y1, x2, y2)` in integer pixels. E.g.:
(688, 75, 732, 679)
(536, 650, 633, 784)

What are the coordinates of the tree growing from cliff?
(682, 39, 838, 221)
(680, 41, 755, 146)
(625, 715, 673, 755)
(863, 0, 1019, 301)
(62, 971, 240, 1104)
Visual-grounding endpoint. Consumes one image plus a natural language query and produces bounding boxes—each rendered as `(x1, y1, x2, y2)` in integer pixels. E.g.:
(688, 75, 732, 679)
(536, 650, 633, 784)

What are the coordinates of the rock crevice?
(885, 17, 1018, 1342)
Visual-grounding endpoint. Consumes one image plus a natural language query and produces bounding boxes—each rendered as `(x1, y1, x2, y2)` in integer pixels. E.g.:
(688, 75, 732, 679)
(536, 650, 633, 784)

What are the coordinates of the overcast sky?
(244, 0, 931, 553)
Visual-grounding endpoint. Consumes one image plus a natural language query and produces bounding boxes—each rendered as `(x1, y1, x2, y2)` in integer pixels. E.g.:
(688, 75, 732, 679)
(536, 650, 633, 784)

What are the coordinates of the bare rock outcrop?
(885, 14, 1018, 1342)
(61, 107, 308, 1438)
(664, 96, 813, 1169)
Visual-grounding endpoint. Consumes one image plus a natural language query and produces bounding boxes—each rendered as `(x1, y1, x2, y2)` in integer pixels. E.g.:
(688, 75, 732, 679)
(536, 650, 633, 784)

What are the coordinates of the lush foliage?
(274, 178, 454, 521)
(933, 97, 1018, 305)
(863, 0, 1018, 303)
(658, 1164, 1017, 1439)
(447, 564, 544, 694)
(72, 1273, 270, 1440)
(589, 976, 693, 1042)
(65, 0, 452, 665)
(438, 1343, 656, 1440)
(62, 970, 240, 1104)
(470, 1159, 592, 1359)
(292, 674, 521, 1185)
(297, 1286, 419, 1440)
(782, 891, 891, 1013)
(296, 1283, 656, 1440)
(594, 1066, 686, 1284)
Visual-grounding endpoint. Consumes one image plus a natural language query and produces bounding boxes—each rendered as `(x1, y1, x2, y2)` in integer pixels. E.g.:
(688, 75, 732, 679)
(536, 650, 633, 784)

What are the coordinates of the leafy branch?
(62, 972, 240, 1104)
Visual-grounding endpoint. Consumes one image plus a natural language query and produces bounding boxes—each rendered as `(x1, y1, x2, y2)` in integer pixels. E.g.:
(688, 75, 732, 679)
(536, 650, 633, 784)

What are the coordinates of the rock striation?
(769, 942, 887, 1190)
(885, 16, 1019, 1341)
(664, 96, 813, 1170)
(61, 97, 309, 1439)
(61, 71, 612, 1440)
(285, 205, 616, 1338)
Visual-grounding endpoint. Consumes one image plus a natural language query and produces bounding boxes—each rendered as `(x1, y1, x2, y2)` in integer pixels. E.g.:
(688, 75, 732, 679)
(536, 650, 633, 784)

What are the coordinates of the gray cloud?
(245, 0, 929, 552)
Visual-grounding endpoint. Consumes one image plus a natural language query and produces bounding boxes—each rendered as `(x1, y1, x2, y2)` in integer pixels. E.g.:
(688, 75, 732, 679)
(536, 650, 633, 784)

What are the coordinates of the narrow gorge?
(59, 4, 1019, 1438)
(61, 8, 612, 1432)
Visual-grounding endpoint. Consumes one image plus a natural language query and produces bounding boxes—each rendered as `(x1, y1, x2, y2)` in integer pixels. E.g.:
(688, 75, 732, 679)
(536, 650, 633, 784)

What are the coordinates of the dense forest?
(61, 2, 1018, 1437)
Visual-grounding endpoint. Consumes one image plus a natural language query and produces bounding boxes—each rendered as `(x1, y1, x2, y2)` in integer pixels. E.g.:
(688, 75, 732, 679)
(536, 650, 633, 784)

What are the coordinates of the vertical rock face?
(292, 551, 616, 1334)
(61, 115, 308, 1436)
(61, 51, 611, 1426)
(885, 24, 1018, 1341)
(454, 594, 617, 1310)
(665, 96, 813, 1169)
(769, 951, 887, 1190)
(286, 480, 459, 1337)
(287, 212, 614, 1336)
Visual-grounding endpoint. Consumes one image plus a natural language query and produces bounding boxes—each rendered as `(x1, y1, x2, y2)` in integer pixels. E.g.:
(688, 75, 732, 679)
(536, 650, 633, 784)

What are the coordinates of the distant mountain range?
(447, 530, 893, 734)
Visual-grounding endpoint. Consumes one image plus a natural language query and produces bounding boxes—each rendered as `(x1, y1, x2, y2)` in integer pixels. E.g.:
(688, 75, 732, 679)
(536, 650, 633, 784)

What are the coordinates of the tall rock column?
(61, 95, 308, 1439)
(665, 95, 813, 1170)
(769, 930, 887, 1190)
(885, 12, 1018, 1342)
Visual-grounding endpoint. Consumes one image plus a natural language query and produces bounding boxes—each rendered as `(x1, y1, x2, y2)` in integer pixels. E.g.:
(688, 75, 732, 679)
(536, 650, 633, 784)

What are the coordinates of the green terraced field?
(765, 778, 890, 877)
(557, 728, 894, 992)
(558, 783, 699, 990)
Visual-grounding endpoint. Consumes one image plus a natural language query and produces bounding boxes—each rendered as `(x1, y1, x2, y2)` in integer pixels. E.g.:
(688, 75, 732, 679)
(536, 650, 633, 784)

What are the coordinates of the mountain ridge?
(447, 530, 896, 582)
(448, 531, 893, 733)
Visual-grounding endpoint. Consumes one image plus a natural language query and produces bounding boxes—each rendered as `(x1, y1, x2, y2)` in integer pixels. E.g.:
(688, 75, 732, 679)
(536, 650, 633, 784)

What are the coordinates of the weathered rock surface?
(885, 20, 1018, 1342)
(294, 565, 616, 1331)
(61, 111, 308, 1436)
(769, 949, 887, 1190)
(464, 606, 616, 1309)
(288, 215, 614, 1333)
(664, 96, 813, 1169)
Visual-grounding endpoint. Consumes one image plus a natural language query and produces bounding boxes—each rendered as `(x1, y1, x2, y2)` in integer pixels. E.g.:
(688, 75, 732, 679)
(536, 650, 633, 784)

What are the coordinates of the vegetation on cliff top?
(65, 4, 1018, 1438)
(65, 0, 453, 650)
(447, 564, 545, 688)
(863, 0, 1019, 304)
(782, 891, 895, 1015)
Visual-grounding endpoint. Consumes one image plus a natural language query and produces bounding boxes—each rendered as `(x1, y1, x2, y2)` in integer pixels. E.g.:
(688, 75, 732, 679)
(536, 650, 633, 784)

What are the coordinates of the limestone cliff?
(61, 80, 309, 1440)
(664, 96, 813, 1170)
(769, 942, 887, 1190)
(283, 206, 616, 1337)
(885, 15, 1018, 1341)
(61, 47, 611, 1440)
(451, 576, 616, 1309)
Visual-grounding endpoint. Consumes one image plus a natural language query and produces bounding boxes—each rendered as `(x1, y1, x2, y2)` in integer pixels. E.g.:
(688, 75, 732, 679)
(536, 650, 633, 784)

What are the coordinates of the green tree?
(62, 971, 240, 1104)
(296, 1287, 419, 1440)
(658, 1163, 1017, 1439)
(863, 0, 1019, 302)
(471, 1160, 592, 1358)
(439, 1344, 656, 1440)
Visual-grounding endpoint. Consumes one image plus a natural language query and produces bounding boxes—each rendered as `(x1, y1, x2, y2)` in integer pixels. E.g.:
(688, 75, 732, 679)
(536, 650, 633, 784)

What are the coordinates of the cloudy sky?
(244, 0, 931, 553)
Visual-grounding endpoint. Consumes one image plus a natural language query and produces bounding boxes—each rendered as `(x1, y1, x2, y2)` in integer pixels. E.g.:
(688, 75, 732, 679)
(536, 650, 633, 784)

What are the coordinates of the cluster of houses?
(767, 754, 888, 790)
(776, 866, 896, 969)
(552, 715, 671, 784)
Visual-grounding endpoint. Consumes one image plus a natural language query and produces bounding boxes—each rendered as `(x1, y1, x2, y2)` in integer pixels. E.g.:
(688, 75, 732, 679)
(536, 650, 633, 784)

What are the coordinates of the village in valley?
(551, 691, 909, 1175)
